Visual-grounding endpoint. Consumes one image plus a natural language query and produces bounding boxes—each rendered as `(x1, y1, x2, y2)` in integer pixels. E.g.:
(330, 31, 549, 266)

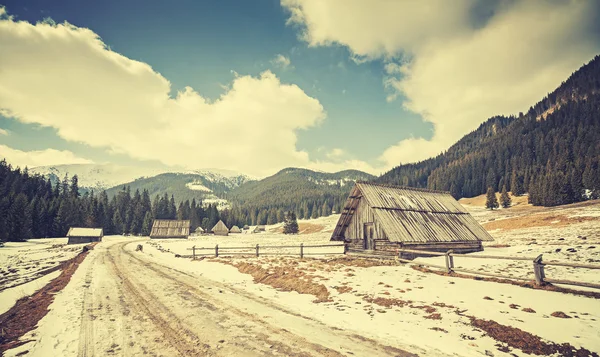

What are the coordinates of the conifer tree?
(141, 211, 153, 236)
(500, 185, 511, 208)
(283, 211, 299, 234)
(485, 187, 499, 210)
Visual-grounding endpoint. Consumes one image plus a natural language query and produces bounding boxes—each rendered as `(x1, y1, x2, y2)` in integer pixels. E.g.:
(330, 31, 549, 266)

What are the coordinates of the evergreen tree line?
(0, 160, 223, 242)
(378, 56, 600, 207)
(219, 197, 341, 229)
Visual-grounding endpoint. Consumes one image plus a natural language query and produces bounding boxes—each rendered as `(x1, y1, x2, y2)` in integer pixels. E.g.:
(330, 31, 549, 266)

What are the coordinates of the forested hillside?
(104, 172, 250, 207)
(226, 168, 375, 224)
(378, 55, 600, 206)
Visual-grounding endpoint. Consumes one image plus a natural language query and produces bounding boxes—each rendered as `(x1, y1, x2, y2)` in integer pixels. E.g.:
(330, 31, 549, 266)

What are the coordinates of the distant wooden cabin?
(331, 182, 493, 258)
(253, 225, 266, 233)
(67, 227, 103, 244)
(243, 225, 250, 230)
(229, 225, 242, 234)
(212, 220, 229, 236)
(150, 220, 190, 239)
(190, 226, 204, 236)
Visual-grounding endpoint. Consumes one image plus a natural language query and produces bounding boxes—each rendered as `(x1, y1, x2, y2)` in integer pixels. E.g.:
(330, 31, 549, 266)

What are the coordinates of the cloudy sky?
(1, 0, 599, 177)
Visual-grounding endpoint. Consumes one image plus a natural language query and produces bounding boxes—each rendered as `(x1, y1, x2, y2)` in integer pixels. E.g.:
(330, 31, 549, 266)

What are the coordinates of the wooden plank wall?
(344, 200, 387, 241)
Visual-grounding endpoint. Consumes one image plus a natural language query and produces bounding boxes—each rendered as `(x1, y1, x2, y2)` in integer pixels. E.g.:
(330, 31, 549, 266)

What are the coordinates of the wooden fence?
(180, 242, 600, 290)
(185, 243, 346, 259)
(394, 248, 600, 290)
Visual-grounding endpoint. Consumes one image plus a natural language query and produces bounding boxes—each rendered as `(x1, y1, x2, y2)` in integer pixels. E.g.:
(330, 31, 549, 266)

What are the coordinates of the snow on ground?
(138, 203, 600, 356)
(3, 199, 600, 356)
(0, 238, 84, 292)
(0, 270, 61, 315)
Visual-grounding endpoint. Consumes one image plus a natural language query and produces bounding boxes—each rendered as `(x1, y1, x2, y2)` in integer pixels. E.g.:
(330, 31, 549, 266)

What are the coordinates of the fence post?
(445, 250, 454, 273)
(192, 245, 196, 260)
(300, 243, 304, 259)
(215, 244, 219, 258)
(343, 242, 348, 254)
(533, 254, 545, 285)
(256, 244, 259, 257)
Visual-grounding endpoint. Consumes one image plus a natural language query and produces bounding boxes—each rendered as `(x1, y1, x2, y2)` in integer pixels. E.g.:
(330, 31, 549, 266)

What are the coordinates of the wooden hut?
(253, 225, 266, 233)
(67, 227, 103, 244)
(211, 220, 229, 236)
(150, 220, 190, 238)
(331, 182, 493, 258)
(229, 225, 242, 234)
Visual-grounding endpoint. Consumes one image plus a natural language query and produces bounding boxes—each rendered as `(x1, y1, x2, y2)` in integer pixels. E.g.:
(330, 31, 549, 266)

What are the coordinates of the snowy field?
(2, 198, 600, 356)
(0, 238, 88, 314)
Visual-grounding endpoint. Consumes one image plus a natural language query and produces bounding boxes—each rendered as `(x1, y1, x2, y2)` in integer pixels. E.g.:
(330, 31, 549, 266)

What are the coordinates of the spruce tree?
(500, 185, 511, 208)
(141, 211, 153, 236)
(283, 211, 299, 234)
(485, 187, 499, 210)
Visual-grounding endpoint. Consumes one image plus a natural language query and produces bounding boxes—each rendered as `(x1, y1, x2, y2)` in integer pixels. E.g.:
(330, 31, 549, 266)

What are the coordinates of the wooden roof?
(212, 220, 229, 233)
(67, 227, 103, 237)
(229, 225, 242, 233)
(150, 220, 190, 238)
(332, 182, 494, 243)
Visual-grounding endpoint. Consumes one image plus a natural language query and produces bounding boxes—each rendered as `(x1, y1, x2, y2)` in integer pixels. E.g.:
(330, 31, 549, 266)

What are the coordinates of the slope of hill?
(105, 172, 253, 208)
(228, 167, 375, 219)
(378, 55, 600, 207)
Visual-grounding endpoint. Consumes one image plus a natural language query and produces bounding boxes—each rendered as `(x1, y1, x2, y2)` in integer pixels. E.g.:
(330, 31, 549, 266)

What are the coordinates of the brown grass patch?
(551, 311, 571, 319)
(430, 327, 448, 333)
(333, 286, 353, 294)
(226, 261, 331, 303)
(522, 307, 536, 313)
(483, 213, 598, 231)
(272, 222, 325, 234)
(424, 313, 442, 320)
(324, 256, 397, 268)
(470, 317, 597, 356)
(0, 244, 95, 353)
(363, 296, 412, 308)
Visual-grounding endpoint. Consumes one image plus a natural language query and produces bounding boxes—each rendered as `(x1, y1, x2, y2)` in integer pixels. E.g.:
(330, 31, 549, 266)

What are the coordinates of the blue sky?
(1, 1, 599, 176)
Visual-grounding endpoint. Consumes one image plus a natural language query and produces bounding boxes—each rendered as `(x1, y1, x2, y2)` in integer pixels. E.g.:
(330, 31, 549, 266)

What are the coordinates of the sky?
(0, 0, 599, 177)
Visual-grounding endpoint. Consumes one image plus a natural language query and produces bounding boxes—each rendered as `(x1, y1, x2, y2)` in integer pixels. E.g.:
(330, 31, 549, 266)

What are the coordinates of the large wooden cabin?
(331, 182, 493, 258)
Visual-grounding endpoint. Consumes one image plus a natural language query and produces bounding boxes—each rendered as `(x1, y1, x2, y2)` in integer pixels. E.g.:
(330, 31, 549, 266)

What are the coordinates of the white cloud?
(0, 144, 93, 168)
(0, 128, 9, 136)
(282, 0, 600, 167)
(0, 14, 377, 177)
(271, 54, 292, 69)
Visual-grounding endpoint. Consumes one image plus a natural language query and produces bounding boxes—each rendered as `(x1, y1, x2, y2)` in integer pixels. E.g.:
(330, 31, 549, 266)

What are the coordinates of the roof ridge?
(356, 181, 451, 195)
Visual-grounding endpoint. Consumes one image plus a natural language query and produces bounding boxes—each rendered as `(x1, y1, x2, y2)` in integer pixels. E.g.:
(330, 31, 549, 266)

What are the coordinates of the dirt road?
(77, 240, 418, 357)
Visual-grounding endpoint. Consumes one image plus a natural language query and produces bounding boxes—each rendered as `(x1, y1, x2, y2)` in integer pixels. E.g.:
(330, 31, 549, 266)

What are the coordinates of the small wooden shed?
(332, 182, 493, 258)
(150, 220, 190, 239)
(253, 225, 266, 233)
(229, 225, 242, 233)
(212, 220, 229, 236)
(67, 227, 103, 244)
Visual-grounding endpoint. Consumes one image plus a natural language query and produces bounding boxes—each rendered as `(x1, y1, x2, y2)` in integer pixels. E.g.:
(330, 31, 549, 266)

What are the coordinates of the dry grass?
(0, 244, 96, 353)
(227, 261, 332, 303)
(271, 222, 325, 234)
(550, 311, 572, 319)
(483, 213, 598, 231)
(522, 307, 536, 313)
(470, 317, 597, 356)
(333, 285, 353, 294)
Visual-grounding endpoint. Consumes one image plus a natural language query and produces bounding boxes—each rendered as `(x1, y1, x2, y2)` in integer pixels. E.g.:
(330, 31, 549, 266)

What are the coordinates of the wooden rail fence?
(186, 243, 346, 259)
(179, 242, 599, 290)
(395, 248, 600, 290)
